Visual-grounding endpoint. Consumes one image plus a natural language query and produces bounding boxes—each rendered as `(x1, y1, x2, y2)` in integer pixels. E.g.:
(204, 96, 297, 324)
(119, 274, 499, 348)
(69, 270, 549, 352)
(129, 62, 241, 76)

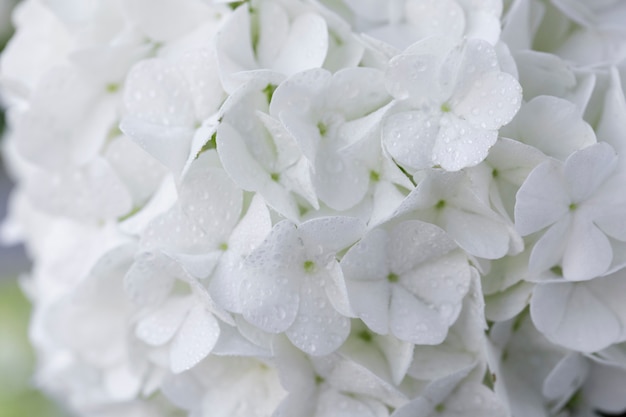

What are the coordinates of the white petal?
(432, 115, 497, 171)
(584, 362, 626, 413)
(170, 304, 220, 373)
(382, 111, 439, 171)
(177, 49, 225, 120)
(228, 194, 272, 256)
(299, 216, 366, 256)
(562, 218, 612, 281)
(514, 51, 577, 101)
(530, 281, 622, 352)
(564, 142, 617, 203)
(388, 220, 458, 274)
(119, 118, 193, 175)
(341, 228, 390, 282)
(389, 285, 448, 345)
(179, 156, 243, 242)
(135, 297, 191, 346)
(376, 335, 414, 385)
(286, 279, 350, 356)
(542, 353, 588, 406)
(455, 71, 522, 131)
(485, 281, 534, 322)
(400, 250, 470, 325)
(272, 13, 328, 76)
(313, 145, 370, 211)
(216, 121, 299, 220)
(124, 0, 211, 42)
(240, 221, 302, 333)
(441, 207, 509, 259)
(385, 52, 443, 102)
(316, 389, 378, 417)
(123, 59, 195, 127)
(442, 381, 508, 417)
(104, 134, 167, 206)
(345, 279, 390, 335)
(503, 95, 596, 160)
(596, 69, 626, 153)
(26, 157, 133, 221)
(405, 0, 465, 40)
(528, 216, 570, 275)
(124, 252, 175, 307)
(327, 67, 390, 119)
(255, 1, 289, 68)
(514, 160, 570, 236)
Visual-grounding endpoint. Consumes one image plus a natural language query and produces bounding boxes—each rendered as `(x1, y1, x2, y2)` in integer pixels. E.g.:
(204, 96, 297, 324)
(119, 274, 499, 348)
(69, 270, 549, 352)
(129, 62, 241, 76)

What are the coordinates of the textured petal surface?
(515, 160, 570, 236)
(170, 304, 220, 373)
(389, 285, 448, 345)
(531, 279, 626, 352)
(286, 279, 350, 356)
(455, 71, 522, 131)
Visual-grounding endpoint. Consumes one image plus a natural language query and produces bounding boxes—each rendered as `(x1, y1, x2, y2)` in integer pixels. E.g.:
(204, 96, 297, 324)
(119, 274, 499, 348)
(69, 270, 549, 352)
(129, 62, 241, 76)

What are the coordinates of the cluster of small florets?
(3, 0, 626, 416)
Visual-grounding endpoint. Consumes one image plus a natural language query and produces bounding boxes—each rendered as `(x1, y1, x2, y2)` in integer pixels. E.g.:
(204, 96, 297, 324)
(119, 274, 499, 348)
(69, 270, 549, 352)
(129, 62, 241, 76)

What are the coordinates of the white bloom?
(395, 169, 522, 259)
(216, 75, 315, 220)
(383, 37, 522, 171)
(215, 1, 329, 92)
(237, 216, 365, 355)
(270, 67, 392, 211)
(120, 50, 224, 175)
(341, 220, 471, 345)
(501, 95, 596, 161)
(530, 267, 626, 352)
(515, 142, 626, 280)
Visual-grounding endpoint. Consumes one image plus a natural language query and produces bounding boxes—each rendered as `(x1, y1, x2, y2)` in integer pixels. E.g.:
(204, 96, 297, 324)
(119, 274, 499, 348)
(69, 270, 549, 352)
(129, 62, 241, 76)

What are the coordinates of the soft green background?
(0, 278, 67, 417)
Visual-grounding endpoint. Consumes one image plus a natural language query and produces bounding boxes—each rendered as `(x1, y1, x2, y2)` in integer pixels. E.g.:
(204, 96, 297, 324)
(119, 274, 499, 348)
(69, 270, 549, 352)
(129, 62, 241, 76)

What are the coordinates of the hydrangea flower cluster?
(3, 0, 626, 416)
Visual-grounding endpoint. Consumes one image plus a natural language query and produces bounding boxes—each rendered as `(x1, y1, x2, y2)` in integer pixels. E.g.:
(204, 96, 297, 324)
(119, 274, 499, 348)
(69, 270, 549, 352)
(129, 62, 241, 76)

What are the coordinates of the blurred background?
(0, 0, 67, 415)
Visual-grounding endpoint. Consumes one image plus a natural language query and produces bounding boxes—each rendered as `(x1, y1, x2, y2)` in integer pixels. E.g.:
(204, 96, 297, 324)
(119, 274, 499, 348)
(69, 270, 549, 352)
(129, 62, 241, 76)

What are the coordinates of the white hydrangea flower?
(394, 169, 522, 259)
(215, 1, 330, 92)
(121, 50, 225, 175)
(269, 66, 393, 211)
(5, 0, 626, 415)
(341, 220, 471, 345)
(216, 75, 316, 220)
(236, 216, 365, 355)
(530, 267, 626, 352)
(383, 37, 522, 172)
(515, 142, 626, 281)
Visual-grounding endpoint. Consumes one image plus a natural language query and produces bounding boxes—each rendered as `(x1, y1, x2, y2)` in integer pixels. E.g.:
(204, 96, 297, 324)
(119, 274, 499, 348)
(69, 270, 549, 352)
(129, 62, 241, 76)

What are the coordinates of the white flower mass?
(3, 0, 626, 416)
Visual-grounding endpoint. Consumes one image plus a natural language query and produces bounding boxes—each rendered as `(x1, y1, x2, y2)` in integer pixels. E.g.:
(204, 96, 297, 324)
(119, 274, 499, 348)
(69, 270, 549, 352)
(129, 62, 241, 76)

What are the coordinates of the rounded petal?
(135, 297, 191, 346)
(564, 142, 617, 203)
(382, 111, 439, 171)
(389, 285, 448, 345)
(341, 228, 390, 282)
(455, 71, 522, 131)
(327, 67, 390, 119)
(432, 116, 497, 171)
(530, 281, 623, 352)
(515, 160, 570, 236)
(503, 95, 596, 160)
(345, 279, 390, 335)
(312, 145, 370, 211)
(271, 13, 329, 76)
(562, 219, 612, 281)
(240, 221, 302, 333)
(385, 52, 443, 102)
(441, 207, 510, 259)
(527, 216, 571, 276)
(170, 304, 220, 373)
(286, 279, 350, 356)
